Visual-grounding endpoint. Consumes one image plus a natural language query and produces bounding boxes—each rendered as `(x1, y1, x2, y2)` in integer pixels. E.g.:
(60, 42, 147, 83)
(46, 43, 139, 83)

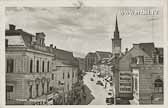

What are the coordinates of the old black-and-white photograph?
(5, 7, 164, 105)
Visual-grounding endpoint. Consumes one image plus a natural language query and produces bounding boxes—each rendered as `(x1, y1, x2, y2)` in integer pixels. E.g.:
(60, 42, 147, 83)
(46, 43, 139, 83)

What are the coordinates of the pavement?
(83, 72, 113, 105)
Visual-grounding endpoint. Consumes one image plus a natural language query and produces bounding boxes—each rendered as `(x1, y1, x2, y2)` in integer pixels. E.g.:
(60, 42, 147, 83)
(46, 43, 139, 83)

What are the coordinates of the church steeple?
(112, 16, 122, 54)
(114, 16, 119, 39)
(115, 16, 119, 32)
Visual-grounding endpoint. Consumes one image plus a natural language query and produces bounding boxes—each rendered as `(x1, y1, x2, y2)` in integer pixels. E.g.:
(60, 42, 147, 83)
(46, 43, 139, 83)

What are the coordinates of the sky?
(5, 7, 163, 57)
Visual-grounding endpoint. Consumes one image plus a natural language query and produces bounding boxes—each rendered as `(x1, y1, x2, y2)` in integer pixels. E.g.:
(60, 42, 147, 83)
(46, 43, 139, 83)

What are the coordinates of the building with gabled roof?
(112, 42, 163, 104)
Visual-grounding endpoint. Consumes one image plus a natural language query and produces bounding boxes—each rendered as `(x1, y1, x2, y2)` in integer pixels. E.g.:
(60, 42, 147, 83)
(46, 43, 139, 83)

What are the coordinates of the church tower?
(112, 16, 122, 54)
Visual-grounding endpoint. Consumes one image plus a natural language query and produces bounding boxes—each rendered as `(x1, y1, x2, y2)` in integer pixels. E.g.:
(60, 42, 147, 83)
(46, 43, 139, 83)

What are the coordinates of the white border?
(0, 0, 167, 108)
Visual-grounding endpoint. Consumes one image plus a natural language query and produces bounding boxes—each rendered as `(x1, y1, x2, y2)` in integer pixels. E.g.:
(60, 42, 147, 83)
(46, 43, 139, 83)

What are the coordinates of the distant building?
(85, 51, 112, 72)
(84, 52, 97, 72)
(6, 24, 54, 105)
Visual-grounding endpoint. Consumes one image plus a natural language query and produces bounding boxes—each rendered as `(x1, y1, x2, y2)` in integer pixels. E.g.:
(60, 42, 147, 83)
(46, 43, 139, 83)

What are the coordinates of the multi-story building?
(52, 48, 79, 105)
(6, 24, 54, 105)
(130, 48, 163, 104)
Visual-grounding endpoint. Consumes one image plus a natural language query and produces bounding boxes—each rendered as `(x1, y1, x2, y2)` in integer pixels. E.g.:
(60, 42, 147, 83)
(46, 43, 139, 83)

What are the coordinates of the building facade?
(6, 24, 54, 105)
(52, 48, 80, 105)
(131, 48, 163, 104)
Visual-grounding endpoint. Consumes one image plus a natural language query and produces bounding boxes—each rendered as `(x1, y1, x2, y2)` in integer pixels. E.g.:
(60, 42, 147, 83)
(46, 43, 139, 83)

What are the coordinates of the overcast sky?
(5, 7, 163, 57)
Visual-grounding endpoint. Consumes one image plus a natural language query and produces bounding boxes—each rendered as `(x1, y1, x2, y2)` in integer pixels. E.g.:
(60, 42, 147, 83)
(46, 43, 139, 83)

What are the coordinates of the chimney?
(9, 24, 16, 30)
(5, 39, 8, 48)
(36, 32, 45, 46)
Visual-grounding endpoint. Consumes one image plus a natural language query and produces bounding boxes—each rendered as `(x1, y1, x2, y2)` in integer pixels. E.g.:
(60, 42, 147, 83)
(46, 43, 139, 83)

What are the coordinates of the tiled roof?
(52, 48, 79, 66)
(6, 29, 34, 47)
(6, 28, 52, 54)
(53, 48, 73, 61)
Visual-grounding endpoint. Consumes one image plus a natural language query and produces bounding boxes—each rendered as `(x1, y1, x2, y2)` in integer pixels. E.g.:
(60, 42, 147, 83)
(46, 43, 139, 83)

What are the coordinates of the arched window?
(30, 59, 33, 73)
(63, 72, 64, 79)
(36, 84, 39, 96)
(42, 83, 44, 94)
(29, 85, 32, 98)
(72, 72, 74, 78)
(47, 61, 49, 72)
(47, 81, 49, 92)
(42, 61, 44, 72)
(36, 60, 39, 73)
(154, 79, 163, 93)
(68, 72, 70, 79)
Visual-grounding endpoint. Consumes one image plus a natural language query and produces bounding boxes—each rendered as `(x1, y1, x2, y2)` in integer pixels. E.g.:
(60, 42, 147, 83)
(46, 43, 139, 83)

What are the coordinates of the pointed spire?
(115, 15, 119, 32)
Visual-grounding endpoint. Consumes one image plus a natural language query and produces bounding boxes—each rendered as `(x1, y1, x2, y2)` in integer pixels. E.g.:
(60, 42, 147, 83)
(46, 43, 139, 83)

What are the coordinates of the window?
(30, 60, 33, 73)
(7, 59, 14, 73)
(42, 83, 44, 94)
(131, 57, 137, 64)
(36, 84, 39, 96)
(67, 84, 69, 91)
(36, 60, 39, 73)
(120, 83, 131, 86)
(120, 77, 131, 81)
(159, 56, 163, 64)
(52, 74, 54, 80)
(42, 61, 44, 72)
(137, 56, 144, 64)
(68, 72, 70, 79)
(47, 82, 49, 92)
(29, 85, 32, 98)
(120, 88, 131, 91)
(6, 86, 13, 92)
(50, 87, 53, 91)
(72, 72, 74, 78)
(47, 61, 49, 72)
(135, 78, 137, 91)
(63, 72, 64, 79)
(154, 79, 163, 93)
